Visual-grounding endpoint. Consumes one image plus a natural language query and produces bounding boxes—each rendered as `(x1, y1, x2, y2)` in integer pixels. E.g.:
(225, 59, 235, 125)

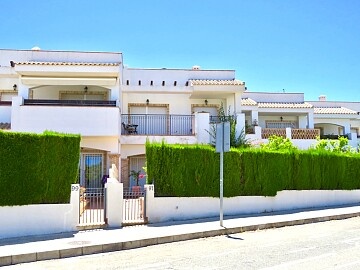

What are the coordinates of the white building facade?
(1, 48, 359, 189)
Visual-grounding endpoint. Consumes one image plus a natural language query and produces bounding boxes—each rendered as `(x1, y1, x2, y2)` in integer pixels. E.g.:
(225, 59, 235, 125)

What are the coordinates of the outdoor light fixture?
(13, 84, 17, 91)
(146, 99, 149, 105)
(205, 99, 208, 105)
(84, 86, 88, 93)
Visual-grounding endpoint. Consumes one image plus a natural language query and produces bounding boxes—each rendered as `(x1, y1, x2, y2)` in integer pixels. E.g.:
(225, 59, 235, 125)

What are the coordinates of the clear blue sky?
(2, 0, 360, 101)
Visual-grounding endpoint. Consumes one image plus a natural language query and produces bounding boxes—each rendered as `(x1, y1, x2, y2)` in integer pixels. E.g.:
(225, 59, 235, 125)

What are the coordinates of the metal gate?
(79, 187, 107, 227)
(123, 188, 147, 225)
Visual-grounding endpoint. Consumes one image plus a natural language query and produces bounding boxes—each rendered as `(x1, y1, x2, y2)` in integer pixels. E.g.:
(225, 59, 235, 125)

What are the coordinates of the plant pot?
(132, 185, 141, 193)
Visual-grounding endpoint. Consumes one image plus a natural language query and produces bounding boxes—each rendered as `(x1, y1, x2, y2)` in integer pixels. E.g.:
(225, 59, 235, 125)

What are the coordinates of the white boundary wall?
(145, 185, 360, 223)
(0, 184, 79, 239)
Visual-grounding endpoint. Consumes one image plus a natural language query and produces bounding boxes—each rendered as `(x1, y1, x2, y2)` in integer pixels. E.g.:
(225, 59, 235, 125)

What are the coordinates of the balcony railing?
(262, 128, 287, 139)
(121, 114, 194, 136)
(292, 129, 320, 139)
(24, 99, 117, 107)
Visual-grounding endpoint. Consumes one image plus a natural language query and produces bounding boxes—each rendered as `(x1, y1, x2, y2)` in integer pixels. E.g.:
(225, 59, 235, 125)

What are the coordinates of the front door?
(79, 153, 104, 188)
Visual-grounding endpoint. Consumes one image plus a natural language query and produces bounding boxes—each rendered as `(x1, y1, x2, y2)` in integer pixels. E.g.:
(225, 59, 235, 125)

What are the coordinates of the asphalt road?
(5, 216, 360, 269)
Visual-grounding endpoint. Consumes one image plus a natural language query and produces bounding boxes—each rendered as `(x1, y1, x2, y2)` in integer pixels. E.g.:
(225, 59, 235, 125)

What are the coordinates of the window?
(150, 81, 153, 86)
(162, 81, 165, 86)
(138, 80, 141, 86)
(174, 81, 177, 86)
(126, 80, 129, 85)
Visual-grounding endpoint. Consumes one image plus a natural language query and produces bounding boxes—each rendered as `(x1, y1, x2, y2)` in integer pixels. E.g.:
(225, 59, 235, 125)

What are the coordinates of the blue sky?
(1, 0, 360, 101)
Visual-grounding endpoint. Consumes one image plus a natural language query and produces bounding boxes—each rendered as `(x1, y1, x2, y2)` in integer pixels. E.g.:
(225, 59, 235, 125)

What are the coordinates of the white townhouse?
(2, 48, 359, 190)
(0, 48, 122, 189)
(0, 48, 246, 189)
(240, 92, 360, 149)
(120, 66, 246, 188)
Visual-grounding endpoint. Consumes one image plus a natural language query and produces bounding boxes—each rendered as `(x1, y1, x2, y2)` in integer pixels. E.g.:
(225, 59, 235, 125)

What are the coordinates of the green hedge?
(0, 131, 81, 206)
(146, 142, 360, 197)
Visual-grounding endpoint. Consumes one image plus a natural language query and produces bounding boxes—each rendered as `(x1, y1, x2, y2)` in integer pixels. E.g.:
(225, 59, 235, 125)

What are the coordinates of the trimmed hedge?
(146, 142, 360, 197)
(0, 131, 81, 206)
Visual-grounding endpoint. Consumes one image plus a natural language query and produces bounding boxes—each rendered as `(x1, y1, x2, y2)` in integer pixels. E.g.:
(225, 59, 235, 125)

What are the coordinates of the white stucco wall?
(145, 186, 360, 223)
(0, 184, 79, 239)
(11, 97, 120, 136)
(32, 85, 110, 100)
(123, 67, 236, 88)
(122, 93, 225, 115)
(81, 136, 119, 153)
(0, 105, 11, 122)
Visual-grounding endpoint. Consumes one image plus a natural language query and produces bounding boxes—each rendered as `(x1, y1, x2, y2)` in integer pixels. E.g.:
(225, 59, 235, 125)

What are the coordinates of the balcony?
(121, 114, 194, 136)
(11, 98, 119, 136)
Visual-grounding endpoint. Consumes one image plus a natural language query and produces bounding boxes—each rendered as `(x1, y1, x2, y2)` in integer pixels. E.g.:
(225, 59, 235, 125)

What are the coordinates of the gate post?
(70, 184, 80, 228)
(105, 179, 123, 228)
(144, 184, 155, 223)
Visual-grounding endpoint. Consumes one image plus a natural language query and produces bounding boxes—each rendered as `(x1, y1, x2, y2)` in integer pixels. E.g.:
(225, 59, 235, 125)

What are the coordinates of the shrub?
(0, 131, 80, 206)
(146, 141, 360, 197)
(260, 135, 297, 151)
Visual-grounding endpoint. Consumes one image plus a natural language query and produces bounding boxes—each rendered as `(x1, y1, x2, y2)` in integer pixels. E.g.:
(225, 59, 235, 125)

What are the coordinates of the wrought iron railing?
(79, 187, 106, 226)
(121, 114, 194, 136)
(24, 99, 117, 107)
(0, 101, 11, 106)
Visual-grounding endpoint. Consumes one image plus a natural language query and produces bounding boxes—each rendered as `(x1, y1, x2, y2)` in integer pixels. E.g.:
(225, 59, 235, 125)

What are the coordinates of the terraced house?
(1, 48, 359, 190)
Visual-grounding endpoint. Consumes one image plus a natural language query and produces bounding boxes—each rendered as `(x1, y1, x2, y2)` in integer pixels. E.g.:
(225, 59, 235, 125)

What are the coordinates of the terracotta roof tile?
(257, 102, 313, 109)
(241, 98, 257, 106)
(189, 79, 244, 86)
(314, 107, 358, 115)
(15, 61, 120, 66)
(0, 122, 11, 130)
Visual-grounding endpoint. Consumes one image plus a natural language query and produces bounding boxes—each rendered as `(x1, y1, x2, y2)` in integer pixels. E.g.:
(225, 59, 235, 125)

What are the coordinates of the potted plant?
(129, 170, 144, 192)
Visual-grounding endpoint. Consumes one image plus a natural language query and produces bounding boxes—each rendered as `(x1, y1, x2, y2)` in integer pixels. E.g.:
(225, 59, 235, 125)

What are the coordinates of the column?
(251, 110, 259, 126)
(195, 112, 210, 144)
(105, 179, 123, 228)
(18, 83, 29, 99)
(236, 113, 245, 139)
(144, 184, 155, 223)
(307, 111, 314, 128)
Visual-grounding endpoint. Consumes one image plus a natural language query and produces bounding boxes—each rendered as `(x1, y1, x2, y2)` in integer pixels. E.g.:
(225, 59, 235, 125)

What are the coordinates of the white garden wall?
(0, 185, 79, 239)
(145, 185, 360, 223)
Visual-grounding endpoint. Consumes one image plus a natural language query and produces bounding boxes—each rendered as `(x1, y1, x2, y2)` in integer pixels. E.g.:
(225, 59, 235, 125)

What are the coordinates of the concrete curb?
(1, 210, 360, 266)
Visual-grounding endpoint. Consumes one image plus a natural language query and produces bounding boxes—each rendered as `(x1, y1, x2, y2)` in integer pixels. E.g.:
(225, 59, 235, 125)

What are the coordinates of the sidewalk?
(1, 203, 360, 266)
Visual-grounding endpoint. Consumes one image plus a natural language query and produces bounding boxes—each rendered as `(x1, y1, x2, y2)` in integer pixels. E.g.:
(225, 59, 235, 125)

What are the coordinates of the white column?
(234, 93, 242, 114)
(307, 111, 314, 128)
(144, 184, 155, 223)
(254, 126, 262, 140)
(106, 179, 123, 228)
(286, 127, 292, 139)
(195, 112, 210, 144)
(68, 184, 80, 229)
(343, 122, 351, 135)
(18, 83, 29, 99)
(235, 113, 245, 139)
(251, 110, 259, 126)
(298, 115, 307, 128)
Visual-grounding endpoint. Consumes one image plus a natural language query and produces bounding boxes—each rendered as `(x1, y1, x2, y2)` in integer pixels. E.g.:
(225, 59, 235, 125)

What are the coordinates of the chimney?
(192, 65, 200, 70)
(319, 95, 326, 101)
